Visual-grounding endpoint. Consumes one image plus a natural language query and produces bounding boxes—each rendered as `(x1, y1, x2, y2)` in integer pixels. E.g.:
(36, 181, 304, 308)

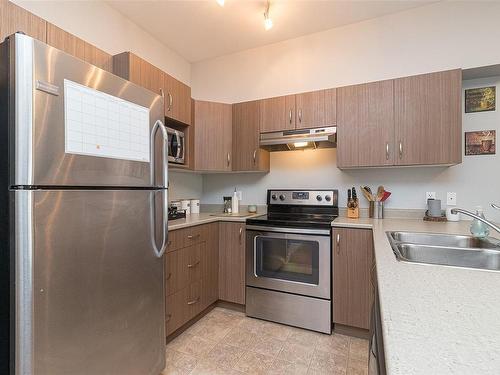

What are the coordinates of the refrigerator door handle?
(150, 119, 169, 258)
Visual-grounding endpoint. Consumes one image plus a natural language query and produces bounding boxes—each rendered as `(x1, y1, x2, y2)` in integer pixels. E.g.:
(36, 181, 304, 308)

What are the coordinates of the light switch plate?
(447, 192, 457, 206)
(426, 192, 436, 200)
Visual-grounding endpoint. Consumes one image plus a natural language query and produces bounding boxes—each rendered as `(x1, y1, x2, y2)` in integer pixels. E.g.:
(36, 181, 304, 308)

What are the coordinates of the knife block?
(347, 198, 359, 219)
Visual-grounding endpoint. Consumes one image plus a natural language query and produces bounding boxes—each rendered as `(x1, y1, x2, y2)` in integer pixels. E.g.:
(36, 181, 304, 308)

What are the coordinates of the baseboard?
(334, 323, 370, 340)
(166, 303, 217, 344)
(216, 300, 245, 313)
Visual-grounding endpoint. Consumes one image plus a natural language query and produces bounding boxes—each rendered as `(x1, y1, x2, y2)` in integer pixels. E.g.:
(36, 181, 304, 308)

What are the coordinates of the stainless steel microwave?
(167, 127, 185, 164)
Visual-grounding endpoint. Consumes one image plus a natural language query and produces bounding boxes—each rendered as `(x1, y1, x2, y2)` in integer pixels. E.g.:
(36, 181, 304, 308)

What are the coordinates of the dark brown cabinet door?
(395, 69, 462, 166)
(200, 223, 219, 310)
(337, 80, 394, 168)
(219, 222, 245, 305)
(333, 227, 373, 330)
(0, 0, 46, 42)
(295, 88, 337, 130)
(193, 100, 232, 171)
(259, 95, 296, 132)
(232, 101, 269, 172)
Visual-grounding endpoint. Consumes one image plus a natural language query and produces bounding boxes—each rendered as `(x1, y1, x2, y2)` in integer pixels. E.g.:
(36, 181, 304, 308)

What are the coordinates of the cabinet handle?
(289, 109, 292, 124)
(167, 92, 173, 112)
(336, 233, 340, 254)
(239, 227, 243, 243)
(166, 313, 172, 322)
(385, 143, 389, 160)
(253, 149, 257, 164)
(227, 152, 231, 167)
(187, 260, 200, 268)
(166, 272, 172, 280)
(399, 141, 403, 159)
(187, 234, 200, 240)
(298, 108, 302, 123)
(187, 297, 200, 305)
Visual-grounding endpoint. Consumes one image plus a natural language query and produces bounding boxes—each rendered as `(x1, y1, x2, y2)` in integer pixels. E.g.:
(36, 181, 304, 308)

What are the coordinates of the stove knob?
(325, 195, 332, 202)
(271, 194, 277, 200)
(316, 195, 323, 202)
(279, 194, 286, 201)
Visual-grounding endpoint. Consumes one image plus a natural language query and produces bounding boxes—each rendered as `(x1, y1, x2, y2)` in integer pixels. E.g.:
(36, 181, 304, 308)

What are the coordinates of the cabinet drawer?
(165, 281, 202, 336)
(166, 243, 203, 296)
(167, 225, 207, 253)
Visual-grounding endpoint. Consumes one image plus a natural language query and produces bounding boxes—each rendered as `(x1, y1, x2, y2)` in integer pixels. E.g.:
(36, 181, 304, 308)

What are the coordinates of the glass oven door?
(246, 228, 331, 299)
(255, 236, 319, 285)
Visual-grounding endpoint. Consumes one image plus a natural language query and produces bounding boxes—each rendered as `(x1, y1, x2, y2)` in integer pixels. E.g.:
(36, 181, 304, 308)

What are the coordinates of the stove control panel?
(268, 190, 338, 206)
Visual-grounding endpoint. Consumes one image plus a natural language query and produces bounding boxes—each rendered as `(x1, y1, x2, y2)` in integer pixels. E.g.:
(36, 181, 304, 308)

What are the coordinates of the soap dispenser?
(232, 188, 239, 214)
(470, 206, 490, 238)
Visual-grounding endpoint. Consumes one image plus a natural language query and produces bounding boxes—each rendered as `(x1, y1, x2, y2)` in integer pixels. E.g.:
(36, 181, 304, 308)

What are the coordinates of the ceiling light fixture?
(216, 0, 224, 7)
(264, 0, 273, 31)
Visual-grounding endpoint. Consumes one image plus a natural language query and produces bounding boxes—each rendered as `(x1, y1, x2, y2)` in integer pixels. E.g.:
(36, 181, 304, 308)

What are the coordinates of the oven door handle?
(246, 224, 330, 236)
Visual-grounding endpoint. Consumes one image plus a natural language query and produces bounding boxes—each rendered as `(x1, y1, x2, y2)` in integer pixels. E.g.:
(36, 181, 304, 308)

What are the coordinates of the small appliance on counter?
(168, 205, 186, 220)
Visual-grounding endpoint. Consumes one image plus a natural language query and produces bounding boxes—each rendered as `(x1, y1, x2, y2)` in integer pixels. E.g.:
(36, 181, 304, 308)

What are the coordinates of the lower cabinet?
(333, 227, 374, 330)
(165, 223, 219, 336)
(218, 222, 246, 305)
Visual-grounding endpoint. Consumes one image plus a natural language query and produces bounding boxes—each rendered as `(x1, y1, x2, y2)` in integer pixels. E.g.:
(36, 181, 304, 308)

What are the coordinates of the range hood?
(260, 126, 336, 151)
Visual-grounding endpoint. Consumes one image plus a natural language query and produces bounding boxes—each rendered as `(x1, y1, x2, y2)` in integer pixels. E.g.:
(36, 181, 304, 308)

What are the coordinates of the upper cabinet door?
(163, 72, 192, 125)
(259, 95, 295, 133)
(232, 101, 269, 172)
(395, 69, 462, 166)
(47, 24, 113, 72)
(0, 0, 46, 42)
(295, 88, 337, 130)
(193, 100, 232, 171)
(337, 80, 394, 168)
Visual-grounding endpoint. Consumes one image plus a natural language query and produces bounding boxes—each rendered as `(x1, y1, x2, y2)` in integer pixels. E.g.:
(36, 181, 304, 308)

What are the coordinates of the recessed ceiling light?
(216, 0, 224, 7)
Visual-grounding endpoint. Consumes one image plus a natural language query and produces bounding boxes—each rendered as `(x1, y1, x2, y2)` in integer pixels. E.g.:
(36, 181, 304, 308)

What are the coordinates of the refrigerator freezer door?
(15, 189, 166, 375)
(10, 34, 166, 187)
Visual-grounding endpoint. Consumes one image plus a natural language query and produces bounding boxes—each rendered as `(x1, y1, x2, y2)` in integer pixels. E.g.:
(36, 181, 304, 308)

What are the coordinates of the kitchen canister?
(369, 201, 384, 219)
(190, 199, 200, 214)
(180, 199, 191, 215)
(427, 199, 442, 217)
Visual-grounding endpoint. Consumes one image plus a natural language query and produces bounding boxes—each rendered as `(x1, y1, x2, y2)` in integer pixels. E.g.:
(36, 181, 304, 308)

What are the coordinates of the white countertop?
(333, 217, 500, 375)
(168, 212, 264, 231)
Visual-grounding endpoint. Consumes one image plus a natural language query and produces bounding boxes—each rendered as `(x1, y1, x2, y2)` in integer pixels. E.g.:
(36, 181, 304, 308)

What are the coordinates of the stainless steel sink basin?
(388, 231, 500, 249)
(387, 231, 500, 271)
(395, 243, 500, 271)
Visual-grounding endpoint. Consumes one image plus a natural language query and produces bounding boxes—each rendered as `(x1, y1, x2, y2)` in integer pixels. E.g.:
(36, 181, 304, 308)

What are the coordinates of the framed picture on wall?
(465, 130, 496, 155)
(465, 86, 496, 113)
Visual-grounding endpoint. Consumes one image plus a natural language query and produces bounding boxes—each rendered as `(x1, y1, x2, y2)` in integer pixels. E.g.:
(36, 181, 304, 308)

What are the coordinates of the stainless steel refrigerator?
(0, 33, 168, 375)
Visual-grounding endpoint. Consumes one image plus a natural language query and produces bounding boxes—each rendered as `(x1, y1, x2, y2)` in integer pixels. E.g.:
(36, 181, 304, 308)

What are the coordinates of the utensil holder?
(369, 201, 384, 219)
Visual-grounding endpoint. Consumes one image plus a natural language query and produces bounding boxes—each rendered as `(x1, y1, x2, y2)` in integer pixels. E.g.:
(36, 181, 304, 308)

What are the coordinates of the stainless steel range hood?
(260, 126, 336, 151)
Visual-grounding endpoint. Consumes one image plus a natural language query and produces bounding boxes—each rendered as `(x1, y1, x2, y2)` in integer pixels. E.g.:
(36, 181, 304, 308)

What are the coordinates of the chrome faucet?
(451, 203, 500, 234)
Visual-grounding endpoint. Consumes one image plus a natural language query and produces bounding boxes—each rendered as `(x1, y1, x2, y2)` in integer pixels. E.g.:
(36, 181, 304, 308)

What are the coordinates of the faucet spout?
(450, 207, 500, 234)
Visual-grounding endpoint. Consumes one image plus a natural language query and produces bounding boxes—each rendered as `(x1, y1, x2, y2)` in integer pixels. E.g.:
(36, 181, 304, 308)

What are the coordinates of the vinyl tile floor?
(162, 307, 369, 375)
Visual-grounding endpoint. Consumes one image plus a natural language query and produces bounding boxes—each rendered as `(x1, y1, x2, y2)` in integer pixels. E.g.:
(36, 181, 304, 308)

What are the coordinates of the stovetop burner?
(246, 189, 339, 230)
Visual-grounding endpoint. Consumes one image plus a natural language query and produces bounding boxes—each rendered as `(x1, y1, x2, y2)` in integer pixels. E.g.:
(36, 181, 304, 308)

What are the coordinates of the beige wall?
(191, 1, 500, 103)
(12, 0, 191, 85)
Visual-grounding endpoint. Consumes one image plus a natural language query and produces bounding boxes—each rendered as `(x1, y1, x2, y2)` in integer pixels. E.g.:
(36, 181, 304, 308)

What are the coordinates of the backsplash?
(168, 171, 203, 202)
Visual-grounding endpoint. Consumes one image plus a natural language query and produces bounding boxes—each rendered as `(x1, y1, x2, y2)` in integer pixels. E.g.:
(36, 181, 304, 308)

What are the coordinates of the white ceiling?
(106, 0, 435, 63)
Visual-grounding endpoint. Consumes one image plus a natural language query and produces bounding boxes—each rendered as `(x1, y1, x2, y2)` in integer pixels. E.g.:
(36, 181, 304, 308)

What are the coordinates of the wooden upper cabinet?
(0, 0, 46, 42)
(337, 80, 394, 168)
(232, 101, 269, 172)
(47, 24, 112, 72)
(193, 100, 232, 171)
(218, 222, 245, 305)
(295, 88, 337, 130)
(114, 52, 191, 125)
(163, 73, 192, 125)
(333, 227, 373, 330)
(395, 69, 462, 166)
(259, 95, 295, 133)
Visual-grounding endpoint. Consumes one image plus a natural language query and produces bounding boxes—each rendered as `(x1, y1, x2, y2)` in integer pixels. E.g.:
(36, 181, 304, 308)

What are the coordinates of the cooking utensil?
(360, 186, 373, 202)
(381, 191, 391, 202)
(376, 185, 385, 201)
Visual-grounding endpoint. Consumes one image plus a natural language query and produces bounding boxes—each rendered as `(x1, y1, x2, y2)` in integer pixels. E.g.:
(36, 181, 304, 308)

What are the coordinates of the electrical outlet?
(426, 192, 436, 200)
(447, 192, 457, 206)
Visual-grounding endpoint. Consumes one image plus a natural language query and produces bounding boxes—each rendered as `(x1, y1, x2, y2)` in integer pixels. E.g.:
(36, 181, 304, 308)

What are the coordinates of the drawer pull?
(187, 260, 200, 268)
(166, 272, 172, 280)
(187, 234, 200, 240)
(166, 313, 172, 322)
(187, 297, 200, 305)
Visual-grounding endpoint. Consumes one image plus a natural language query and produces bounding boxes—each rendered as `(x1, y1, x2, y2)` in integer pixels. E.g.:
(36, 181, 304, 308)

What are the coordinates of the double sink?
(387, 231, 500, 271)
